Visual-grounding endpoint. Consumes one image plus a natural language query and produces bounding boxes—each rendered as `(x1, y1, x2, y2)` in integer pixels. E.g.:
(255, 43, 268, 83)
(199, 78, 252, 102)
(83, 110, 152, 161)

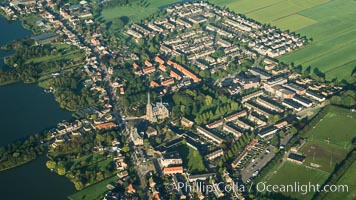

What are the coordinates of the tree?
(122, 146, 130, 153)
(57, 167, 66, 175)
(46, 160, 56, 169)
(74, 180, 84, 190)
(290, 126, 298, 135)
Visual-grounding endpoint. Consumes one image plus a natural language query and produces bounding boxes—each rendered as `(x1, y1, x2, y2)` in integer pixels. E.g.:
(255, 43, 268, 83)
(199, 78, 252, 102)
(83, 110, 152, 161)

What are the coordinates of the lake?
(0, 15, 75, 199)
(0, 15, 32, 46)
(0, 156, 76, 200)
(0, 83, 72, 146)
(0, 15, 31, 69)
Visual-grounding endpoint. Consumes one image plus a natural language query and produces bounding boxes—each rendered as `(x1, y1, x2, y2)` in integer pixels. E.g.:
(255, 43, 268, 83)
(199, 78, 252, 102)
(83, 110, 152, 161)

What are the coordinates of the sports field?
(266, 162, 329, 200)
(209, 0, 356, 81)
(300, 106, 355, 172)
(305, 106, 356, 148)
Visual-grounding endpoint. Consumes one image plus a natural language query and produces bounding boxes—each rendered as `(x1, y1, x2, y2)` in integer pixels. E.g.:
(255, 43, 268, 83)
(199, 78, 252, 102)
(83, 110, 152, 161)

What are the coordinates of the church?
(146, 93, 169, 122)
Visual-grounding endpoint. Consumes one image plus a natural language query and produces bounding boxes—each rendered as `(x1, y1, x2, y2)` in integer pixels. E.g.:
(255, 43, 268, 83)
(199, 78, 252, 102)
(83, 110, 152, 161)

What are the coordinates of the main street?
(44, 2, 126, 131)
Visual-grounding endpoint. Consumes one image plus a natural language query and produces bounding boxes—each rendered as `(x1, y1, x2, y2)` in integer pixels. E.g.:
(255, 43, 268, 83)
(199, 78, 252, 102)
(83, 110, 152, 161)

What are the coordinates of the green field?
(172, 144, 206, 173)
(305, 106, 356, 148)
(267, 162, 329, 200)
(300, 106, 355, 172)
(324, 161, 356, 200)
(209, 0, 356, 81)
(68, 176, 118, 200)
(301, 141, 349, 172)
(99, 0, 180, 27)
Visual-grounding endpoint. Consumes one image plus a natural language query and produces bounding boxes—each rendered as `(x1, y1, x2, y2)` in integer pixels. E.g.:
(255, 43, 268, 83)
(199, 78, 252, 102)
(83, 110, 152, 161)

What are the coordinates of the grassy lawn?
(99, 0, 181, 27)
(267, 162, 330, 200)
(25, 44, 84, 65)
(300, 106, 355, 172)
(171, 144, 206, 173)
(209, 0, 356, 81)
(68, 176, 118, 200)
(324, 161, 356, 200)
(306, 106, 356, 148)
(301, 141, 349, 173)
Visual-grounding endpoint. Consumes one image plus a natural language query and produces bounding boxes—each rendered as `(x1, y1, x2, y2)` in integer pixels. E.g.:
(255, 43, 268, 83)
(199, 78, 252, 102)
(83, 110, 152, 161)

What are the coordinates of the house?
(163, 166, 183, 175)
(241, 90, 264, 103)
(161, 78, 175, 86)
(119, 87, 125, 95)
(256, 96, 284, 113)
(223, 124, 242, 138)
(196, 126, 223, 144)
(274, 120, 288, 129)
(155, 56, 165, 64)
(258, 126, 278, 139)
(284, 83, 306, 95)
(270, 85, 295, 99)
(94, 122, 117, 130)
(129, 128, 143, 146)
(127, 184, 136, 194)
(170, 70, 182, 80)
(206, 119, 224, 129)
(146, 126, 158, 138)
(181, 117, 194, 128)
(306, 90, 325, 102)
(224, 110, 247, 122)
(231, 150, 248, 168)
(188, 172, 215, 182)
(287, 153, 305, 164)
(143, 66, 156, 74)
(159, 64, 166, 71)
(145, 60, 153, 67)
(32, 33, 58, 45)
(150, 81, 160, 87)
(205, 149, 224, 161)
(293, 94, 313, 107)
(282, 99, 303, 111)
(161, 152, 183, 167)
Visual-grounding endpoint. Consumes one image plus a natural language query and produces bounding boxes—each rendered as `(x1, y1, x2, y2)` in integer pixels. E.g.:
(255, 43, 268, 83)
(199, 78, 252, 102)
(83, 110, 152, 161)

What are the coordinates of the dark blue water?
(0, 15, 75, 199)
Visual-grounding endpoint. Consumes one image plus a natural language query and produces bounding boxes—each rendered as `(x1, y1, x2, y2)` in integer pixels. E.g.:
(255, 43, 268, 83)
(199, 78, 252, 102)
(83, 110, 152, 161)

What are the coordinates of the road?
(297, 103, 324, 118)
(44, 2, 126, 131)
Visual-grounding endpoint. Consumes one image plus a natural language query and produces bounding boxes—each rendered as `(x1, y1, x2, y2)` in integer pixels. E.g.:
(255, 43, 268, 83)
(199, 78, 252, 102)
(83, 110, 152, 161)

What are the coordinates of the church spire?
(147, 91, 151, 105)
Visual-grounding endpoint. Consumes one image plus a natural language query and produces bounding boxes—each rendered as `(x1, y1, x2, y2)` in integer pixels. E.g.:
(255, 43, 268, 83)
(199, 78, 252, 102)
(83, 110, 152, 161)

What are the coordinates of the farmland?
(266, 162, 329, 200)
(209, 0, 356, 82)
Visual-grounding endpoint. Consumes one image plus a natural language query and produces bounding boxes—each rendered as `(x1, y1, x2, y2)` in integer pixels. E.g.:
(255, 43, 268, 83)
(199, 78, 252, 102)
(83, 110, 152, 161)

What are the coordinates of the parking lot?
(240, 145, 276, 183)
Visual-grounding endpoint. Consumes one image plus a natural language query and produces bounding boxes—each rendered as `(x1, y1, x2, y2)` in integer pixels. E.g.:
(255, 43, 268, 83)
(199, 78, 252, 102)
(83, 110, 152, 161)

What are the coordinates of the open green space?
(324, 161, 356, 200)
(68, 176, 118, 200)
(99, 0, 180, 27)
(300, 106, 355, 172)
(24, 44, 84, 64)
(172, 144, 205, 173)
(209, 0, 356, 81)
(301, 141, 349, 173)
(304, 106, 356, 148)
(267, 162, 330, 200)
(272, 14, 318, 31)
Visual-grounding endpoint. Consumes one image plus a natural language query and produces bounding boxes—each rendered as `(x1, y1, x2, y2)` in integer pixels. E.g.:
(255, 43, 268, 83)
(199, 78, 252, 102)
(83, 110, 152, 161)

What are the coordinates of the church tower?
(146, 92, 156, 122)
